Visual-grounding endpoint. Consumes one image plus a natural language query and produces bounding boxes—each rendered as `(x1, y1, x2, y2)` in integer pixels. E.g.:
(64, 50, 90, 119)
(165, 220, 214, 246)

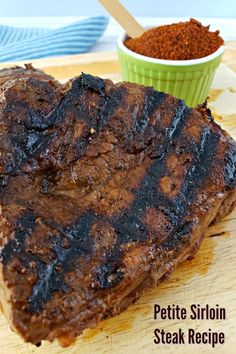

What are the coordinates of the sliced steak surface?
(0, 69, 235, 346)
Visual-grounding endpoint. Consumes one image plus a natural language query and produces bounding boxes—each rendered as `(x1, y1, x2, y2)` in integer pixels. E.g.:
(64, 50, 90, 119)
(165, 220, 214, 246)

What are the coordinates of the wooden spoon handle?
(99, 0, 145, 38)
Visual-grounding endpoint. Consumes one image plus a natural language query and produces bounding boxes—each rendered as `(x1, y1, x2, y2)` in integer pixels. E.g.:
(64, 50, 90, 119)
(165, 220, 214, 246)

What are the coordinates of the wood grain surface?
(0, 42, 236, 354)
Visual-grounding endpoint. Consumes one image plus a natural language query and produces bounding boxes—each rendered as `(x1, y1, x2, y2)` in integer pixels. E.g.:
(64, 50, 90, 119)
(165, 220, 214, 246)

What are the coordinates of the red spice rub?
(125, 18, 224, 60)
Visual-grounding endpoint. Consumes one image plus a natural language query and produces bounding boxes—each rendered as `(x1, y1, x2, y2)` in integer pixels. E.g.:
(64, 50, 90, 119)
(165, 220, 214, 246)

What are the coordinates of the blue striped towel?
(0, 16, 109, 62)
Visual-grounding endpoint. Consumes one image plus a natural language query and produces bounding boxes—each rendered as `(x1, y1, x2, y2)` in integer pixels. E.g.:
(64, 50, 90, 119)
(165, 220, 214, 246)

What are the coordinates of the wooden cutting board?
(0, 42, 236, 354)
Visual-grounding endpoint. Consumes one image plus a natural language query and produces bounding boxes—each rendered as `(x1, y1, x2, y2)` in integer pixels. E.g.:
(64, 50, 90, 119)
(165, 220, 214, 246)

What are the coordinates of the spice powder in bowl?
(118, 18, 224, 107)
(125, 18, 224, 60)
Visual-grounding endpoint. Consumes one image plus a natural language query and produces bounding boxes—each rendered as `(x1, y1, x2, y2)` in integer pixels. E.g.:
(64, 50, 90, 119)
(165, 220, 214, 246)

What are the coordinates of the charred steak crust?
(0, 69, 235, 345)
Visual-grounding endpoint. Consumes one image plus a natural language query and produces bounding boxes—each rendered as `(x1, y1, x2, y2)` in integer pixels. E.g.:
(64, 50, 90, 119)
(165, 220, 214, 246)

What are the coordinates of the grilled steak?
(0, 69, 235, 346)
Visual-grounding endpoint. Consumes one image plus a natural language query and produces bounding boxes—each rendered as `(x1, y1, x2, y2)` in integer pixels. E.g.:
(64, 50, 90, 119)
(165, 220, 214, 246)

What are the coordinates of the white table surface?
(0, 17, 235, 53)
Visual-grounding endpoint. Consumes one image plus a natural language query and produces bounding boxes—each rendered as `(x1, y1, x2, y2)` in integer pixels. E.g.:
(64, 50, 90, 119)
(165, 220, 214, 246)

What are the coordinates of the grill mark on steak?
(1, 210, 95, 313)
(0, 174, 9, 191)
(163, 127, 219, 249)
(134, 87, 165, 135)
(179, 127, 219, 198)
(1, 211, 36, 263)
(3, 129, 59, 174)
(73, 76, 127, 158)
(28, 211, 94, 312)
(79, 73, 127, 132)
(224, 147, 236, 187)
(159, 127, 219, 249)
(167, 102, 190, 141)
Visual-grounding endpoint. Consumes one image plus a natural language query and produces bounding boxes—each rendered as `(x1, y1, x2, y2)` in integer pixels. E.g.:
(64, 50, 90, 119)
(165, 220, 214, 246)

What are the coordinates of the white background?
(1, 0, 236, 18)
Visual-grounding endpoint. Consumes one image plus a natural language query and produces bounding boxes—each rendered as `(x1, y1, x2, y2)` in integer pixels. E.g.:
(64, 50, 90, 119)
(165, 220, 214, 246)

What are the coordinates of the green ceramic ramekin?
(117, 31, 224, 107)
